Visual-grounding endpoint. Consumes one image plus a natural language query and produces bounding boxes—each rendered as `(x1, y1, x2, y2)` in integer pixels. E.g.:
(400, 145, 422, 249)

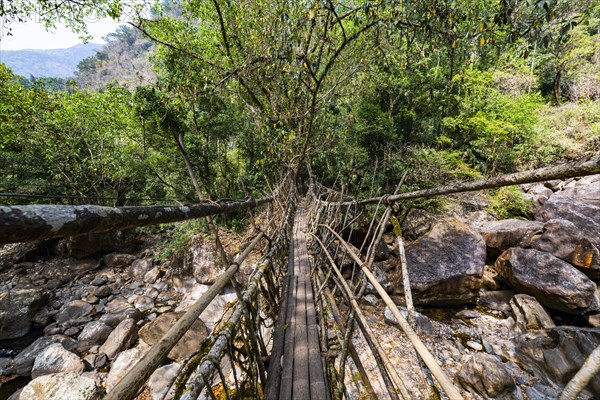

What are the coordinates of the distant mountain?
(0, 43, 103, 78)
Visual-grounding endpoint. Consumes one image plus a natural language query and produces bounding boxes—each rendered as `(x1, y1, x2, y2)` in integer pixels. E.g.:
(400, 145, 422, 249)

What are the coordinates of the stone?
(1, 335, 77, 376)
(393, 218, 486, 306)
(362, 294, 379, 306)
(370, 238, 390, 262)
(83, 353, 107, 370)
(94, 285, 113, 298)
(365, 264, 393, 295)
(466, 340, 483, 351)
(32, 307, 56, 327)
(401, 208, 436, 241)
(129, 258, 154, 281)
(105, 346, 147, 393)
(148, 362, 181, 400)
(31, 343, 84, 378)
(515, 327, 600, 397)
(56, 300, 93, 324)
(0, 287, 49, 339)
(588, 313, 600, 327)
(509, 294, 555, 333)
(144, 267, 161, 284)
(104, 253, 137, 268)
(139, 312, 209, 362)
(527, 219, 600, 279)
(479, 219, 543, 260)
(384, 306, 433, 336)
(99, 318, 138, 359)
(526, 183, 554, 204)
(175, 285, 236, 330)
(456, 310, 481, 319)
(457, 353, 516, 398)
(495, 248, 598, 314)
(100, 309, 144, 328)
(481, 265, 502, 290)
(66, 229, 136, 259)
(77, 321, 114, 352)
(133, 295, 154, 312)
(558, 174, 600, 206)
(535, 195, 600, 248)
(19, 372, 102, 400)
(187, 236, 222, 285)
(478, 290, 516, 313)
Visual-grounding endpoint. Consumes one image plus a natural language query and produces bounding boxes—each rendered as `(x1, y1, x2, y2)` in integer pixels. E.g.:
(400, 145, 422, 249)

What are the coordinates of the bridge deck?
(265, 208, 329, 400)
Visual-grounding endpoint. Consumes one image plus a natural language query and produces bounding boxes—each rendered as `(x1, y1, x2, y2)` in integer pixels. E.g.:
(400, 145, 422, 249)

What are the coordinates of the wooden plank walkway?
(264, 208, 330, 400)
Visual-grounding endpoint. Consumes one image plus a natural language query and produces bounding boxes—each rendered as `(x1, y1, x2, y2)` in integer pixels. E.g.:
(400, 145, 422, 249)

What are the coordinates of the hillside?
(0, 43, 102, 78)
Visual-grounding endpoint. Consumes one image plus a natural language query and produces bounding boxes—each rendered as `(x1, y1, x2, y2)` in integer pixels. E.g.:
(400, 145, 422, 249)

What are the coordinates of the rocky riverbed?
(0, 174, 599, 400)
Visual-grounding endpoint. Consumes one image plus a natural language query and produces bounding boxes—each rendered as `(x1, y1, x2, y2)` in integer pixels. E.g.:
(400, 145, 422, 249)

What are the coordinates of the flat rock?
(31, 343, 84, 379)
(105, 346, 147, 393)
(457, 353, 516, 398)
(495, 248, 598, 314)
(394, 218, 486, 306)
(148, 362, 181, 400)
(99, 318, 138, 359)
(0, 335, 77, 376)
(56, 300, 93, 324)
(19, 372, 102, 400)
(77, 321, 114, 352)
(0, 287, 49, 339)
(138, 312, 208, 362)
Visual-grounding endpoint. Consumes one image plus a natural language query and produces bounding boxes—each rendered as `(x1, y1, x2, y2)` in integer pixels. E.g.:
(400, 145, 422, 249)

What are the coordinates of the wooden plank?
(264, 273, 291, 400)
(292, 277, 310, 399)
(279, 275, 297, 400)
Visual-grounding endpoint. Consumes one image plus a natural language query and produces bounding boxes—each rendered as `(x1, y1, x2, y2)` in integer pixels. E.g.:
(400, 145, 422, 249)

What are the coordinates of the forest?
(1, 0, 599, 207)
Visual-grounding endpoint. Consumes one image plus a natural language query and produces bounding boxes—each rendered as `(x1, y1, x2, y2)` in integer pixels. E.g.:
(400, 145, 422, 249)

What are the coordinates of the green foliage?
(155, 219, 207, 267)
(488, 186, 535, 220)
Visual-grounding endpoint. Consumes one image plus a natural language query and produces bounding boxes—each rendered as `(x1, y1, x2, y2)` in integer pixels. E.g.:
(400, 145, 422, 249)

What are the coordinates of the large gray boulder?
(31, 343, 84, 379)
(0, 335, 77, 376)
(527, 219, 600, 279)
(138, 312, 209, 362)
(457, 353, 516, 399)
(535, 195, 600, 248)
(56, 300, 93, 325)
(509, 294, 555, 333)
(393, 218, 486, 306)
(479, 219, 543, 260)
(558, 174, 600, 206)
(19, 372, 102, 400)
(495, 248, 598, 314)
(0, 287, 49, 339)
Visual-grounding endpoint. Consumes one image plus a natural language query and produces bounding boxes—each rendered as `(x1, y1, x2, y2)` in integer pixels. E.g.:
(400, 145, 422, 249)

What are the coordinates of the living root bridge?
(0, 197, 272, 245)
(328, 155, 600, 206)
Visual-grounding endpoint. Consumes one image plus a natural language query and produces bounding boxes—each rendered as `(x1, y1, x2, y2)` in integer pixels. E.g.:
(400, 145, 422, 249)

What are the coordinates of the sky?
(0, 18, 123, 51)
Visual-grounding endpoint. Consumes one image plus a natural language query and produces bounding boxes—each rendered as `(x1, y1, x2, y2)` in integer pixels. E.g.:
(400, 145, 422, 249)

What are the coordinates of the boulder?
(393, 218, 486, 306)
(56, 300, 93, 324)
(138, 312, 209, 362)
(509, 294, 555, 333)
(105, 346, 147, 393)
(457, 353, 516, 398)
(527, 219, 600, 279)
(525, 183, 554, 204)
(31, 343, 84, 378)
(187, 237, 222, 285)
(478, 290, 516, 313)
(77, 321, 114, 352)
(480, 219, 543, 257)
(535, 195, 600, 248)
(175, 285, 236, 330)
(104, 253, 137, 268)
(365, 265, 393, 295)
(0, 287, 49, 339)
(148, 362, 181, 400)
(1, 335, 77, 376)
(129, 257, 154, 281)
(19, 372, 102, 400)
(65, 229, 136, 259)
(515, 327, 600, 397)
(133, 295, 154, 312)
(400, 208, 436, 241)
(495, 248, 598, 314)
(558, 174, 600, 206)
(384, 306, 433, 336)
(98, 318, 138, 359)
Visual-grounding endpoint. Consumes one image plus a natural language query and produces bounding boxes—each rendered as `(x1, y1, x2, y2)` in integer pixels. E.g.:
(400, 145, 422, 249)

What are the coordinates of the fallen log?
(0, 197, 272, 245)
